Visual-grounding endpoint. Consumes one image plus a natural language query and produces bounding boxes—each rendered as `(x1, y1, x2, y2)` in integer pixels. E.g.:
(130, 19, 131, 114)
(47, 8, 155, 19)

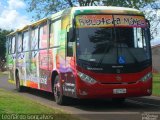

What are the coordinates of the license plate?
(113, 89, 127, 94)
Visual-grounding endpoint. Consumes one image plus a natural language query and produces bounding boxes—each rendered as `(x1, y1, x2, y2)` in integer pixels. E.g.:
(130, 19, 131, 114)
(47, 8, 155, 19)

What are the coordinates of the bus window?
(134, 28, 146, 48)
(11, 36, 16, 54)
(39, 24, 47, 49)
(8, 38, 12, 54)
(17, 34, 22, 52)
(22, 31, 29, 51)
(31, 28, 38, 50)
(49, 23, 54, 47)
(52, 20, 61, 47)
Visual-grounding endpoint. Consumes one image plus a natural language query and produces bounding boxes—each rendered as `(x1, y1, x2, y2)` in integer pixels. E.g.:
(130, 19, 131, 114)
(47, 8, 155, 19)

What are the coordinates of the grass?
(153, 73, 160, 96)
(0, 89, 79, 120)
(0, 71, 8, 76)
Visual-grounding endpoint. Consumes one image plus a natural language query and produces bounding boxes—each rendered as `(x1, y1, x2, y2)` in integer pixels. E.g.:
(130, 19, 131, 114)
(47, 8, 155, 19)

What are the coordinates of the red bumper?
(76, 79, 152, 99)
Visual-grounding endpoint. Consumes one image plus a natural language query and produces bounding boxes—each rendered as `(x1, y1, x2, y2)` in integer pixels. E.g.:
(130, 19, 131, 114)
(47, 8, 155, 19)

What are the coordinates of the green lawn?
(153, 73, 160, 96)
(0, 89, 79, 120)
(0, 71, 8, 76)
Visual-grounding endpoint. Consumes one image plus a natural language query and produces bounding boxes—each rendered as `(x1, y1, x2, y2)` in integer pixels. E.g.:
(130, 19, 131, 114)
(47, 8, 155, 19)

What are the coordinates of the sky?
(0, 0, 31, 30)
(0, 0, 160, 46)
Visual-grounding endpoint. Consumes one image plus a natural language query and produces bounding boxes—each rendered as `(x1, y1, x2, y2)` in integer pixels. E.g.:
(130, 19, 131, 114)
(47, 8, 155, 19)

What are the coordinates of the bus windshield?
(76, 27, 151, 64)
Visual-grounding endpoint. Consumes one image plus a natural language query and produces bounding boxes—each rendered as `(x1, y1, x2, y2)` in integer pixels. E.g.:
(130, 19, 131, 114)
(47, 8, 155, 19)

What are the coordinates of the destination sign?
(114, 15, 146, 27)
(76, 15, 146, 28)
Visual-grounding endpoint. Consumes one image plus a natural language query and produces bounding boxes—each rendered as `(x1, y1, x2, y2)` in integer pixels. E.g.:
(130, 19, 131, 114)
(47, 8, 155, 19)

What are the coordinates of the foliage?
(0, 29, 13, 70)
(143, 9, 160, 39)
(25, 0, 101, 19)
(153, 73, 160, 96)
(102, 0, 157, 9)
(25, 0, 157, 19)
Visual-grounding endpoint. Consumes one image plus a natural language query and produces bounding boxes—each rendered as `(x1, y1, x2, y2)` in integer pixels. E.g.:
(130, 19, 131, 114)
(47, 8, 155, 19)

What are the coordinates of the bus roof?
(71, 6, 143, 15)
(7, 6, 143, 36)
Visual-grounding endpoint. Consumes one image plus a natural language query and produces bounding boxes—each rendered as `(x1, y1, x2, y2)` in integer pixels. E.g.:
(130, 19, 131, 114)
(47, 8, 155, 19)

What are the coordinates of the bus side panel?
(60, 12, 77, 98)
(39, 49, 52, 91)
(8, 54, 16, 83)
(46, 19, 65, 93)
(48, 15, 76, 96)
(25, 51, 39, 89)
(7, 36, 16, 84)
(17, 52, 27, 87)
(38, 23, 52, 92)
(63, 56, 77, 98)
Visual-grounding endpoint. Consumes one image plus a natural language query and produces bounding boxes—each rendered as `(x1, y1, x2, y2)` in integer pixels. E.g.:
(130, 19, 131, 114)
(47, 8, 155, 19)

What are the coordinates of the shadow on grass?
(19, 87, 54, 101)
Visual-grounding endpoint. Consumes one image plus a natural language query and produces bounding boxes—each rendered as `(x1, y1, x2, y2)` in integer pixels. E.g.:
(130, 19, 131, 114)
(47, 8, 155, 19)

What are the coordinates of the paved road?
(0, 74, 160, 120)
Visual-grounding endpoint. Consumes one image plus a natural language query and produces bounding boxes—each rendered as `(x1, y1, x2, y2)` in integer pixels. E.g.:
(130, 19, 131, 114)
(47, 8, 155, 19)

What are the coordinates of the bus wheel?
(112, 98, 125, 103)
(53, 76, 67, 105)
(15, 72, 23, 92)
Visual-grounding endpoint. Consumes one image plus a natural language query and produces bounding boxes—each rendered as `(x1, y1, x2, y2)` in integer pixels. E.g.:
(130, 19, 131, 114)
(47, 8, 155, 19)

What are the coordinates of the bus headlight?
(140, 72, 152, 82)
(78, 71, 97, 84)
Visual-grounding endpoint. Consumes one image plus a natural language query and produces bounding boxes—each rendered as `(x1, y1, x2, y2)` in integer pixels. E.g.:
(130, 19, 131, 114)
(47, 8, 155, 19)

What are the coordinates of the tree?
(0, 29, 13, 71)
(25, 0, 101, 19)
(25, 0, 157, 19)
(102, 0, 157, 9)
(143, 1, 160, 39)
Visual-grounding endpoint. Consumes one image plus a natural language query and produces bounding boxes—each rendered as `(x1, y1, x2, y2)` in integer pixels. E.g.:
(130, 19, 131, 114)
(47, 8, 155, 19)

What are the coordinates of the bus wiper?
(96, 42, 113, 67)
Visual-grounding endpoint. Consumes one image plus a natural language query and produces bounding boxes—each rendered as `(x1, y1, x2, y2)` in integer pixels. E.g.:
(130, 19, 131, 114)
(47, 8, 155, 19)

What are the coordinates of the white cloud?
(157, 10, 160, 17)
(0, 0, 30, 30)
(8, 0, 26, 9)
(0, 9, 29, 30)
(151, 37, 160, 46)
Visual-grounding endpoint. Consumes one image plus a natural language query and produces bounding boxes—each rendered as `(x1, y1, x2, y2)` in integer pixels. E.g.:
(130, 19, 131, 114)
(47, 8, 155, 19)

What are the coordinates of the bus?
(6, 6, 152, 105)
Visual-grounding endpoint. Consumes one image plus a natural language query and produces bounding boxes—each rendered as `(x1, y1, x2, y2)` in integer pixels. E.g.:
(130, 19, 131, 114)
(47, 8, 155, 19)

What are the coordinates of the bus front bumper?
(76, 79, 152, 99)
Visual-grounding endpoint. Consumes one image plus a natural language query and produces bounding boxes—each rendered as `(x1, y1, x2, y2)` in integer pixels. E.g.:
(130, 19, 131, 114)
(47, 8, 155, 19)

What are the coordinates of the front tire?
(53, 76, 68, 105)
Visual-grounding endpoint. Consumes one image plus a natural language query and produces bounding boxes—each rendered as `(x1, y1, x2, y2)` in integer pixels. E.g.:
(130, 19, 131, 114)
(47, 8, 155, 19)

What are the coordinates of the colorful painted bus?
(6, 6, 152, 105)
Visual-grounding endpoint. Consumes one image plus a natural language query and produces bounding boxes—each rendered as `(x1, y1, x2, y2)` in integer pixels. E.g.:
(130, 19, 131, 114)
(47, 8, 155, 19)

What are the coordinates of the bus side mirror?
(66, 27, 75, 56)
(67, 28, 75, 42)
(67, 42, 73, 57)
